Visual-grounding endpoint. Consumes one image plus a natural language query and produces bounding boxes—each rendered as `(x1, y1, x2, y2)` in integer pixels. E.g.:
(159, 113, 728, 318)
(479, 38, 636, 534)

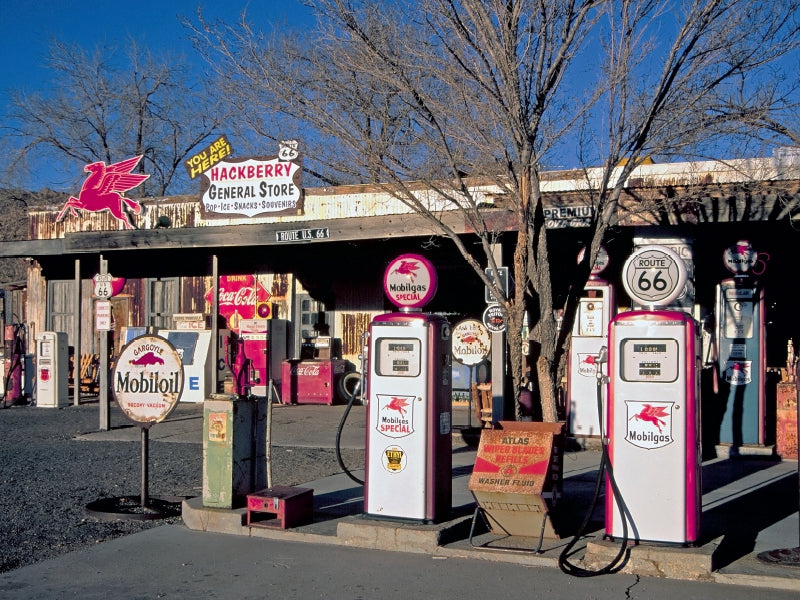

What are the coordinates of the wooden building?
(2, 155, 800, 417)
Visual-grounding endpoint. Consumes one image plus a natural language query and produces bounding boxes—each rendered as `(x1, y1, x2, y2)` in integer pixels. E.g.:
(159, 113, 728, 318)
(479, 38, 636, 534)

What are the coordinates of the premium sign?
(543, 203, 593, 228)
(200, 155, 303, 218)
(113, 335, 184, 424)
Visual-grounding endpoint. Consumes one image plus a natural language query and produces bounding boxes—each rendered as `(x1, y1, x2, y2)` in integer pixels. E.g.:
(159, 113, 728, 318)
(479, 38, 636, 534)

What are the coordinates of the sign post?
(113, 335, 185, 506)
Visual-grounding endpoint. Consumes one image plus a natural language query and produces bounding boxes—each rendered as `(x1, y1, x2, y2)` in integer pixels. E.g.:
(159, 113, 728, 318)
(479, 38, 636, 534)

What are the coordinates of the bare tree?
(188, 0, 800, 421)
(2, 38, 230, 196)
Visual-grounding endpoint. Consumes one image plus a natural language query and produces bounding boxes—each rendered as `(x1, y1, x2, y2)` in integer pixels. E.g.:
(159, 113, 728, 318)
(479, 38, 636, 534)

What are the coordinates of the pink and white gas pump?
(567, 246, 615, 437)
(606, 245, 702, 545)
(364, 254, 452, 523)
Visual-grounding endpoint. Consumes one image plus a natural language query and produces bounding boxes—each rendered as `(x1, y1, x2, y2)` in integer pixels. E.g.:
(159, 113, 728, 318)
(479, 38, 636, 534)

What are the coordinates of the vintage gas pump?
(567, 246, 615, 437)
(606, 245, 702, 545)
(226, 319, 288, 398)
(2, 323, 25, 407)
(35, 331, 68, 408)
(715, 240, 766, 447)
(224, 331, 251, 396)
(364, 254, 452, 523)
(244, 318, 288, 398)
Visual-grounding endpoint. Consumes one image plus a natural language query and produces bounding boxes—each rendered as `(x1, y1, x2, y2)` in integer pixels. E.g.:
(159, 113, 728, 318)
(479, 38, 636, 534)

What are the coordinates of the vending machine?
(605, 245, 701, 545)
(567, 246, 615, 437)
(364, 253, 452, 523)
(715, 240, 765, 447)
(35, 331, 68, 408)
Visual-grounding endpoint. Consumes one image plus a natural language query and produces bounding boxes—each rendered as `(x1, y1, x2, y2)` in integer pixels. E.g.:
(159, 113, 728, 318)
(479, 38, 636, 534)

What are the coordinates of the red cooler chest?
(281, 359, 347, 405)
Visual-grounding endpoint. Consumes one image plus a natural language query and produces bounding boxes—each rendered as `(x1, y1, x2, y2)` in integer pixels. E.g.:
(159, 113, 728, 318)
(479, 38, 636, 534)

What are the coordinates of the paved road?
(1, 401, 798, 598)
(1, 524, 799, 600)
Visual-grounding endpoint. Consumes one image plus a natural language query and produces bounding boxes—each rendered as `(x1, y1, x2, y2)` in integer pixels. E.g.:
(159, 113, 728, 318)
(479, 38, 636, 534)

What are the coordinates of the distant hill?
(0, 189, 67, 285)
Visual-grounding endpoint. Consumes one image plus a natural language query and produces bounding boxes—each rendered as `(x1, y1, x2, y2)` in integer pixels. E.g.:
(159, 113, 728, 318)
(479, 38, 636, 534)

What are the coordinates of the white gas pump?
(606, 245, 701, 545)
(35, 331, 68, 408)
(715, 240, 766, 447)
(567, 246, 615, 437)
(364, 254, 452, 523)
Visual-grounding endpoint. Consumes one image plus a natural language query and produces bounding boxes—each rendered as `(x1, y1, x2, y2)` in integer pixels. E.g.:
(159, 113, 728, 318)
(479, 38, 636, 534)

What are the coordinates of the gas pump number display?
(375, 338, 422, 377)
(620, 338, 679, 383)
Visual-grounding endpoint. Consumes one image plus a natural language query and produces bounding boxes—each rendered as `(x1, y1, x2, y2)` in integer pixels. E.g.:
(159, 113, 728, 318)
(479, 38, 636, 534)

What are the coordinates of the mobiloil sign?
(364, 253, 453, 523)
(113, 335, 184, 423)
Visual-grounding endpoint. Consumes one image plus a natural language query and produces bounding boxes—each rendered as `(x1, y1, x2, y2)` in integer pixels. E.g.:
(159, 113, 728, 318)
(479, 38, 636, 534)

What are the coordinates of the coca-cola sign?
(292, 364, 321, 377)
(205, 274, 271, 333)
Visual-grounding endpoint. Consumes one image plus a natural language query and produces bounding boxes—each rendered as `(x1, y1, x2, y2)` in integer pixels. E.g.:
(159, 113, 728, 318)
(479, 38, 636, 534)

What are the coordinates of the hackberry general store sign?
(200, 155, 303, 218)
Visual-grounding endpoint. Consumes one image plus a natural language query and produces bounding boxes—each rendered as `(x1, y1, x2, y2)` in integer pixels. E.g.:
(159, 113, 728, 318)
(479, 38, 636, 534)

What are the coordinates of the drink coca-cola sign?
(205, 274, 271, 333)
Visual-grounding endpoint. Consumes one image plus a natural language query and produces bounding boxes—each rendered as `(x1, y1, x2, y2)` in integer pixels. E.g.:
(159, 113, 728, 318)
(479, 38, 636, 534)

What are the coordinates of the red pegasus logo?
(385, 397, 410, 418)
(130, 352, 164, 366)
(391, 260, 420, 280)
(56, 156, 150, 229)
(629, 404, 669, 433)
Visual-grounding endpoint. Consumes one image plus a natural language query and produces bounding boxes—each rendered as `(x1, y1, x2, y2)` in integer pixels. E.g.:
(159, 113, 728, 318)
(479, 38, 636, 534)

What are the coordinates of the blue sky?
(0, 1, 313, 190)
(0, 1, 312, 94)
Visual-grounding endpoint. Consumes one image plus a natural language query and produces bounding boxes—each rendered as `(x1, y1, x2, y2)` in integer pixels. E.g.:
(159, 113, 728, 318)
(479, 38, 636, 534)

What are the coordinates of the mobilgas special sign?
(200, 155, 303, 219)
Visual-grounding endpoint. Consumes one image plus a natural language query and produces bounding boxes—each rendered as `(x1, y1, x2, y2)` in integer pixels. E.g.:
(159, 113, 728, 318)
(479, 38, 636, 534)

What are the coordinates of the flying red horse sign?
(57, 156, 150, 229)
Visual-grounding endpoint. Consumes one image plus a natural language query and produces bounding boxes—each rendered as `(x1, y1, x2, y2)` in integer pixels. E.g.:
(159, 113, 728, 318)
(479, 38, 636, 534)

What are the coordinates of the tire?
(337, 371, 364, 404)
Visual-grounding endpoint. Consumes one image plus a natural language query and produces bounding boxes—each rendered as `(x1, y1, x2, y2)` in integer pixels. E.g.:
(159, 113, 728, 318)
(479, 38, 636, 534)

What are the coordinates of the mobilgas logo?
(625, 401, 674, 449)
(376, 394, 415, 438)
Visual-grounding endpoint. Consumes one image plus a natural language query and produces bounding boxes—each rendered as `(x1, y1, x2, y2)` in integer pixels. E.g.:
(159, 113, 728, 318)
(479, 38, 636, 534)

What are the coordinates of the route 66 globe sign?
(622, 245, 687, 308)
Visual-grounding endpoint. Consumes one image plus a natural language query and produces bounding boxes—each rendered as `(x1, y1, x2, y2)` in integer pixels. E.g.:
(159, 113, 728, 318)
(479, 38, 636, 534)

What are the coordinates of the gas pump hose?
(335, 375, 364, 485)
(558, 348, 631, 577)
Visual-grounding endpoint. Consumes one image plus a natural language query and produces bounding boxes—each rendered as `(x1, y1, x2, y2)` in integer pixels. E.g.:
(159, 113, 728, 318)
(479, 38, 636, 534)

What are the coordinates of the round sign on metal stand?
(86, 335, 185, 520)
(452, 319, 492, 433)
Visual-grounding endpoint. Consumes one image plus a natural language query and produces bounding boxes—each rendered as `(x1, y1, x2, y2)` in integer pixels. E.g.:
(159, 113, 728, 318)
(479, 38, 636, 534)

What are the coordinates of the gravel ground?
(0, 401, 364, 574)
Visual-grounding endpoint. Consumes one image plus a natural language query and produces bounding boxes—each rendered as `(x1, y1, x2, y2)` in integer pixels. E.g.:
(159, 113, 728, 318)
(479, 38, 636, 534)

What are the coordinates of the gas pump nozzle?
(594, 346, 608, 384)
